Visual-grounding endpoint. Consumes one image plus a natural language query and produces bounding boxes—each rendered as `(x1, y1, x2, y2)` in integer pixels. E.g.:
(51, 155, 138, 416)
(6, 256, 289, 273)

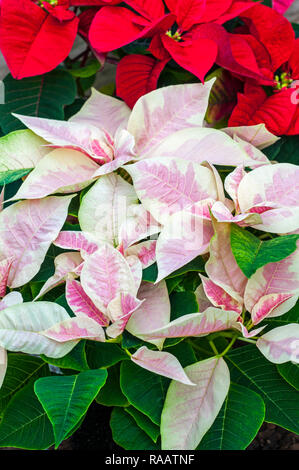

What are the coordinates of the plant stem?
(219, 336, 238, 357)
(209, 340, 219, 356)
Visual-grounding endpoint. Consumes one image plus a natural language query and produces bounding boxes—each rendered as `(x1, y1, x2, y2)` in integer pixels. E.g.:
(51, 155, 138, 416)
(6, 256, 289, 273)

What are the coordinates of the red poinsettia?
(0, 0, 120, 79)
(89, 0, 267, 107)
(228, 4, 299, 136)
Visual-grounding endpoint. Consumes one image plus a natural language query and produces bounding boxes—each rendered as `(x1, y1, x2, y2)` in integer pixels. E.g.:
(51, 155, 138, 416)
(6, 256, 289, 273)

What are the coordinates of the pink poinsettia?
(88, 0, 267, 107)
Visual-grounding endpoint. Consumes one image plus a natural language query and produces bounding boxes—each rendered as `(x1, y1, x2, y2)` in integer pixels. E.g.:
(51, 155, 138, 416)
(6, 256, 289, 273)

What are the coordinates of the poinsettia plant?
(0, 0, 298, 452)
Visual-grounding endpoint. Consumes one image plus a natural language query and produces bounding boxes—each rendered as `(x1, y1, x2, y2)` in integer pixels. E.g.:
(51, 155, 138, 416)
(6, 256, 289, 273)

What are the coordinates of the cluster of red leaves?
(0, 0, 298, 135)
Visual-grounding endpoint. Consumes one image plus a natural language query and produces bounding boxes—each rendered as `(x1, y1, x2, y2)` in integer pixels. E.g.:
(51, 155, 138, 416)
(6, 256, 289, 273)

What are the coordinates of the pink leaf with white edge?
(257, 324, 299, 364)
(244, 241, 299, 318)
(41, 316, 105, 343)
(199, 275, 242, 315)
(232, 135, 270, 168)
(233, 322, 267, 338)
(126, 255, 143, 292)
(140, 127, 267, 169)
(0, 258, 13, 298)
(0, 291, 23, 312)
(155, 202, 214, 281)
(35, 252, 83, 300)
(125, 240, 157, 268)
(66, 280, 109, 327)
(137, 308, 239, 341)
(53, 231, 99, 258)
(80, 244, 137, 314)
(205, 220, 247, 304)
(0, 195, 74, 288)
(13, 114, 115, 164)
(69, 87, 131, 137)
(0, 302, 78, 358)
(78, 173, 138, 245)
(0, 129, 49, 173)
(237, 163, 299, 233)
(106, 293, 144, 338)
(224, 166, 246, 213)
(118, 204, 161, 250)
(126, 281, 171, 350)
(0, 346, 7, 388)
(251, 293, 293, 325)
(10, 148, 99, 200)
(210, 201, 262, 226)
(127, 80, 216, 155)
(194, 284, 213, 312)
(161, 356, 230, 450)
(222, 124, 279, 150)
(125, 158, 218, 224)
(131, 346, 195, 386)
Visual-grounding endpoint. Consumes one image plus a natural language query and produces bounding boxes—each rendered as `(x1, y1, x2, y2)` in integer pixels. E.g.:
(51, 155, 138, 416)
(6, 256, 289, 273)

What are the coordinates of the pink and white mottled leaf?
(0, 195, 74, 288)
(0, 291, 23, 312)
(66, 280, 109, 326)
(106, 293, 143, 338)
(11, 148, 99, 200)
(35, 252, 83, 300)
(233, 322, 267, 338)
(244, 242, 299, 319)
(199, 275, 242, 314)
(118, 204, 161, 250)
(232, 135, 270, 168)
(0, 257, 13, 298)
(137, 308, 239, 341)
(125, 158, 218, 224)
(0, 346, 7, 389)
(78, 173, 138, 245)
(251, 293, 294, 325)
(80, 244, 137, 314)
(210, 201, 262, 226)
(126, 281, 171, 350)
(155, 203, 214, 281)
(127, 80, 216, 155)
(224, 166, 246, 212)
(161, 356, 230, 449)
(131, 346, 195, 386)
(69, 87, 131, 136)
(0, 302, 78, 358)
(194, 284, 213, 312)
(53, 231, 99, 258)
(0, 129, 49, 173)
(205, 220, 247, 303)
(223, 124, 279, 149)
(125, 240, 157, 268)
(41, 316, 105, 343)
(257, 324, 299, 364)
(126, 255, 143, 292)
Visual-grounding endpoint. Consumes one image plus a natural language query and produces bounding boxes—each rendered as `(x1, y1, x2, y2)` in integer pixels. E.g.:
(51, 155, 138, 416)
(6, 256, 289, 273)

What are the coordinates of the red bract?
(228, 4, 299, 135)
(89, 0, 262, 107)
(0, 0, 79, 79)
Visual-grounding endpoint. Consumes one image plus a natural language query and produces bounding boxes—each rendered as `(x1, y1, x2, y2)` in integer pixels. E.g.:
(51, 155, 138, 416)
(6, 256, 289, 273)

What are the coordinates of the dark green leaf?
(34, 369, 108, 447)
(0, 168, 32, 185)
(277, 363, 299, 391)
(0, 70, 76, 134)
(96, 364, 129, 407)
(198, 383, 265, 449)
(125, 407, 160, 443)
(86, 341, 128, 369)
(41, 341, 89, 372)
(110, 407, 159, 450)
(231, 224, 299, 278)
(226, 345, 299, 434)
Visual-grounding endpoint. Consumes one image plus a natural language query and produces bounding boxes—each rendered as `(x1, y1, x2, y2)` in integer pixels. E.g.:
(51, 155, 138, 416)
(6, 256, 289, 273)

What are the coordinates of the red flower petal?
(229, 85, 297, 136)
(148, 34, 172, 61)
(162, 34, 218, 82)
(272, 0, 295, 14)
(0, 0, 78, 79)
(42, 1, 75, 21)
(78, 8, 98, 39)
(240, 4, 295, 73)
(214, 0, 256, 25)
(116, 54, 168, 108)
(70, 0, 120, 4)
(194, 0, 233, 24)
(288, 39, 299, 80)
(164, 0, 207, 31)
(124, 0, 166, 21)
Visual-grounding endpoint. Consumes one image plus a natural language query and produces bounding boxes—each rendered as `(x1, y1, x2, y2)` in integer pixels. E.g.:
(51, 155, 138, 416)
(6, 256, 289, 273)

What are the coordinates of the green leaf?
(166, 341, 197, 367)
(261, 299, 299, 331)
(0, 353, 49, 415)
(164, 291, 199, 348)
(68, 60, 100, 78)
(197, 383, 265, 449)
(277, 363, 299, 391)
(41, 341, 89, 372)
(0, 70, 76, 134)
(110, 407, 159, 450)
(0, 382, 54, 449)
(0, 168, 32, 185)
(96, 364, 129, 407)
(34, 369, 108, 448)
(226, 345, 299, 434)
(86, 341, 128, 369)
(263, 135, 299, 165)
(120, 361, 169, 425)
(142, 256, 205, 284)
(142, 263, 158, 283)
(231, 224, 299, 278)
(125, 407, 160, 443)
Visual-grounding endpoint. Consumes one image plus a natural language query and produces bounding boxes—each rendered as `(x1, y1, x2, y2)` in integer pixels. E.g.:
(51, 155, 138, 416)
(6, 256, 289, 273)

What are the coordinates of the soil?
(55, 402, 299, 451)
